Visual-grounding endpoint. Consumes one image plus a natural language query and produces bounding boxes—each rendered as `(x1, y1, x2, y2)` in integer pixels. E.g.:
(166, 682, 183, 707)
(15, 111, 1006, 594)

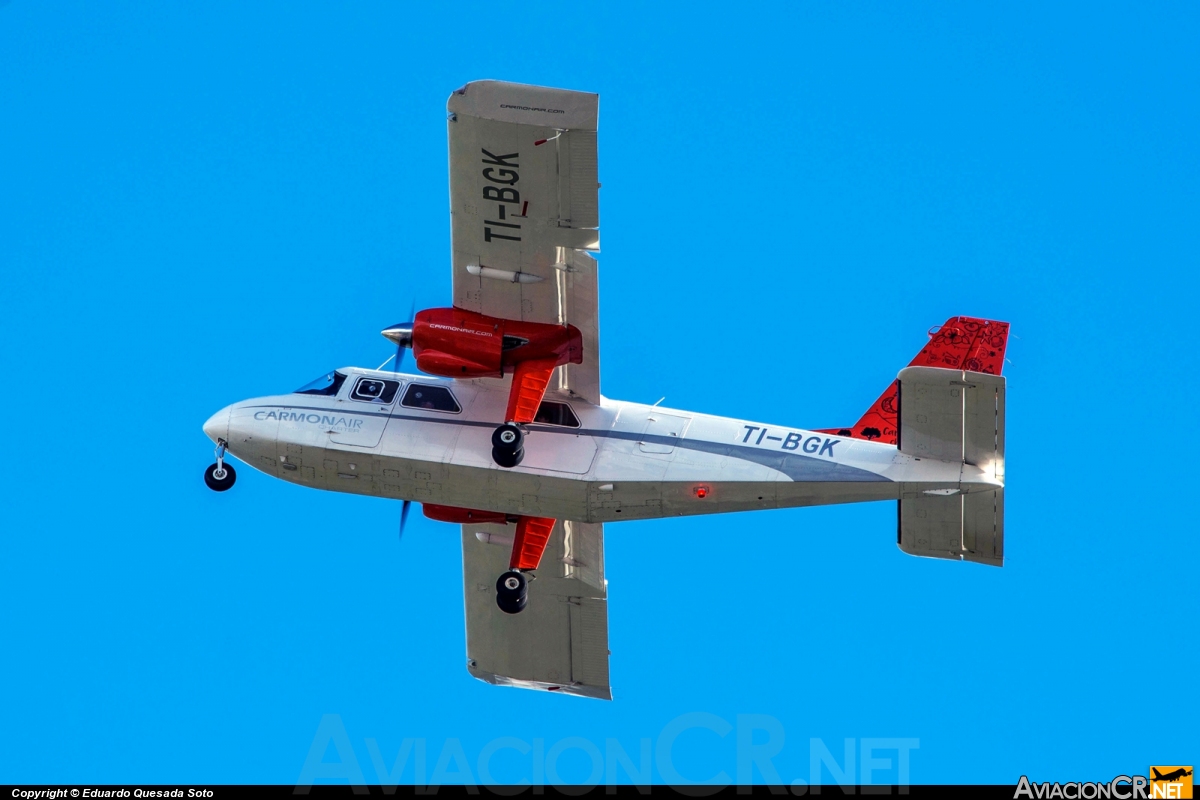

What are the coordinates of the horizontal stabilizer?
(898, 488, 1004, 566)
(896, 367, 1006, 566)
(898, 366, 1005, 475)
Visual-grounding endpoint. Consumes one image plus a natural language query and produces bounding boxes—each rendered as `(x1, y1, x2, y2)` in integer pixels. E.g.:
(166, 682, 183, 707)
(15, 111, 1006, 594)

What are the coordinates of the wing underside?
(447, 80, 601, 404)
(461, 519, 610, 700)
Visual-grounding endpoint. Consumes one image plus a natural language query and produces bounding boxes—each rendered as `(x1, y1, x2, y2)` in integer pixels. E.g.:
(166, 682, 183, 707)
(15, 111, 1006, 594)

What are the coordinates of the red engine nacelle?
(410, 307, 582, 378)
(422, 504, 513, 525)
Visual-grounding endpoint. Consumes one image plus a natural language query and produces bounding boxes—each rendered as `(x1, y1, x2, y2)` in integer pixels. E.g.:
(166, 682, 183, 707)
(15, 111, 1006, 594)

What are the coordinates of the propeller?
(381, 301, 417, 376)
(399, 499, 412, 543)
(383, 302, 419, 544)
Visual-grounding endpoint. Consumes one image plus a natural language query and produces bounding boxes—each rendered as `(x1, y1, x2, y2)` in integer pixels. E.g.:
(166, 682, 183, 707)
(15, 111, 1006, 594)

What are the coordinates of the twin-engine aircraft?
(202, 80, 1010, 700)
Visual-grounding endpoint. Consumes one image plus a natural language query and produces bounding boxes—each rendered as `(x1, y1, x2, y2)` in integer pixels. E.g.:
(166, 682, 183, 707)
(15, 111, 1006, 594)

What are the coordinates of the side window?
(534, 401, 580, 427)
(351, 377, 401, 404)
(401, 384, 461, 413)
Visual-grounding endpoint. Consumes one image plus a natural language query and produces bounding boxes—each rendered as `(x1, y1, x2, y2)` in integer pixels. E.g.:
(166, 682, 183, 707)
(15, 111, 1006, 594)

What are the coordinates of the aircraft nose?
(203, 405, 232, 443)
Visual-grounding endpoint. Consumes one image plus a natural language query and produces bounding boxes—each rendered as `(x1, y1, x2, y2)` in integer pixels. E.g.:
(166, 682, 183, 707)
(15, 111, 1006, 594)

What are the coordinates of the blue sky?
(1, 0, 1196, 786)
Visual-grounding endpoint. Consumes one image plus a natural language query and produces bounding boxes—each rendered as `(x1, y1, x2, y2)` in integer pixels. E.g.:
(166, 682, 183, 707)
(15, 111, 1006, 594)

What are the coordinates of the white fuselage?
(202, 367, 998, 521)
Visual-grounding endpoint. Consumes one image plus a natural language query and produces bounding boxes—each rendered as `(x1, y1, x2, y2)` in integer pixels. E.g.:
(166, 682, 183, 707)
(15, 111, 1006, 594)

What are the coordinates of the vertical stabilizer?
(819, 316, 1009, 445)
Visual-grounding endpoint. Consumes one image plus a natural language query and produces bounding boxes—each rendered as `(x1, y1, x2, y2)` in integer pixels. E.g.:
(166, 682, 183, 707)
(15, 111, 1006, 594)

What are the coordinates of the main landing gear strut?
(491, 423, 524, 468)
(204, 439, 237, 492)
(497, 515, 555, 613)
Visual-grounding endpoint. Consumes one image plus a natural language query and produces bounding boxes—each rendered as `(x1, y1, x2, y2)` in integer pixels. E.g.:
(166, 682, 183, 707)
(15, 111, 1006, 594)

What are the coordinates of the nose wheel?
(204, 439, 237, 492)
(496, 570, 528, 614)
(491, 423, 524, 468)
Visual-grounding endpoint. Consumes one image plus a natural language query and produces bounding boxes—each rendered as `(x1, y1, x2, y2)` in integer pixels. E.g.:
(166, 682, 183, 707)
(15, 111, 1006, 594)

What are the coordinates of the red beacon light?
(693, 485, 710, 499)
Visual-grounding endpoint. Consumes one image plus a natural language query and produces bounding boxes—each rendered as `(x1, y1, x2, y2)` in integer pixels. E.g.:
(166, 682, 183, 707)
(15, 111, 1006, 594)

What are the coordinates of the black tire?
(492, 445, 524, 468)
(496, 570, 528, 615)
(496, 570, 527, 600)
(204, 462, 237, 492)
(497, 593, 527, 614)
(492, 423, 523, 450)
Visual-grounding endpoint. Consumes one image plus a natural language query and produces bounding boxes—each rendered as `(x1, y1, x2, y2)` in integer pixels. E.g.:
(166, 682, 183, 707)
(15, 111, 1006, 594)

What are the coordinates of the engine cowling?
(384, 307, 583, 378)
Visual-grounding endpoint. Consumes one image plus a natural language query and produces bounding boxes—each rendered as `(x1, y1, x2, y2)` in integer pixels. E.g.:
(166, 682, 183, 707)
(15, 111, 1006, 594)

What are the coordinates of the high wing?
(447, 80, 601, 404)
(461, 520, 611, 700)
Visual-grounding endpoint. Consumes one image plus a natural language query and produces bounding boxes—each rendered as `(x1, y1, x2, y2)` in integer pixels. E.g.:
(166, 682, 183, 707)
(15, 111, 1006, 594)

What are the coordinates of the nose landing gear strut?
(204, 439, 237, 492)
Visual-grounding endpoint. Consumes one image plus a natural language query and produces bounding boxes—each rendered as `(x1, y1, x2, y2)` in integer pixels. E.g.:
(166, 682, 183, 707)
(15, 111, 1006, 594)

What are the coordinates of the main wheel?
(496, 570, 528, 614)
(496, 570, 527, 598)
(492, 423, 523, 450)
(497, 593, 527, 614)
(492, 445, 524, 468)
(204, 462, 237, 492)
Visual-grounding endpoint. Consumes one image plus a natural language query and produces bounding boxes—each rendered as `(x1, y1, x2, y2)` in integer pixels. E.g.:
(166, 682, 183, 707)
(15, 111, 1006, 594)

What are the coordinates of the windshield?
(294, 371, 347, 396)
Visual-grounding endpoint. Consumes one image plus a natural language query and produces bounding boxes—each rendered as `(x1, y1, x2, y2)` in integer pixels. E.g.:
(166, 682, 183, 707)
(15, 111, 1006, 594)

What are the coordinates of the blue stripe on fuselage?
(246, 404, 890, 483)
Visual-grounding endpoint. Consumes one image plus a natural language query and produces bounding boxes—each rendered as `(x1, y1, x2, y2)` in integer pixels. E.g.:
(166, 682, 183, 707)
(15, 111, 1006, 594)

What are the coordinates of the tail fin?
(818, 316, 1010, 445)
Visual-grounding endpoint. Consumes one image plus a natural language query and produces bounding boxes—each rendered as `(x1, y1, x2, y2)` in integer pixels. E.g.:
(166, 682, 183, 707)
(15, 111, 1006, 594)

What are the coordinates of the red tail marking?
(505, 357, 558, 424)
(912, 317, 1009, 374)
(818, 316, 1010, 446)
(509, 516, 555, 570)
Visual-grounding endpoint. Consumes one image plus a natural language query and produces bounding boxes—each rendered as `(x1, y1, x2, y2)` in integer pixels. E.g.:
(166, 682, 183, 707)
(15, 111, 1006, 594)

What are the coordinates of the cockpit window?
(351, 377, 401, 404)
(534, 401, 580, 427)
(400, 384, 461, 413)
(295, 371, 347, 396)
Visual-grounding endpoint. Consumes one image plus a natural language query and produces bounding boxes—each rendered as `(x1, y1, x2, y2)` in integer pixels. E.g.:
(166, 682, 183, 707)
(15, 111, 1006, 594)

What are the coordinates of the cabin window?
(534, 401, 580, 428)
(295, 371, 347, 396)
(401, 384, 461, 413)
(351, 377, 401, 404)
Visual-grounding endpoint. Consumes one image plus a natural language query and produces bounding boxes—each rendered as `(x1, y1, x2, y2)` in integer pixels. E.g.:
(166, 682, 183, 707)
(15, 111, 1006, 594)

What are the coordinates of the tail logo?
(816, 316, 1010, 446)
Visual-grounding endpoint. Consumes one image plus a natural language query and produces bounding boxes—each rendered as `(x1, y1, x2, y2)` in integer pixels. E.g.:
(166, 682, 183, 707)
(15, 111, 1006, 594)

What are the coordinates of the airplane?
(201, 80, 1010, 700)
(1152, 768, 1193, 783)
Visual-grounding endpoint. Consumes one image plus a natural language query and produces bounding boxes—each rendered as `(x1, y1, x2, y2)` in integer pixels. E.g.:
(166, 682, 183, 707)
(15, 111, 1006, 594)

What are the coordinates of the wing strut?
(505, 357, 559, 424)
(510, 515, 556, 570)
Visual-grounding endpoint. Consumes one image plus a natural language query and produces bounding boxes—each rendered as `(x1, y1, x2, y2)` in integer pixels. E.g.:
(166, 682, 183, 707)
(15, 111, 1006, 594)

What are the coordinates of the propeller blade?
(399, 300, 415, 372)
(386, 300, 418, 375)
(398, 499, 412, 542)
